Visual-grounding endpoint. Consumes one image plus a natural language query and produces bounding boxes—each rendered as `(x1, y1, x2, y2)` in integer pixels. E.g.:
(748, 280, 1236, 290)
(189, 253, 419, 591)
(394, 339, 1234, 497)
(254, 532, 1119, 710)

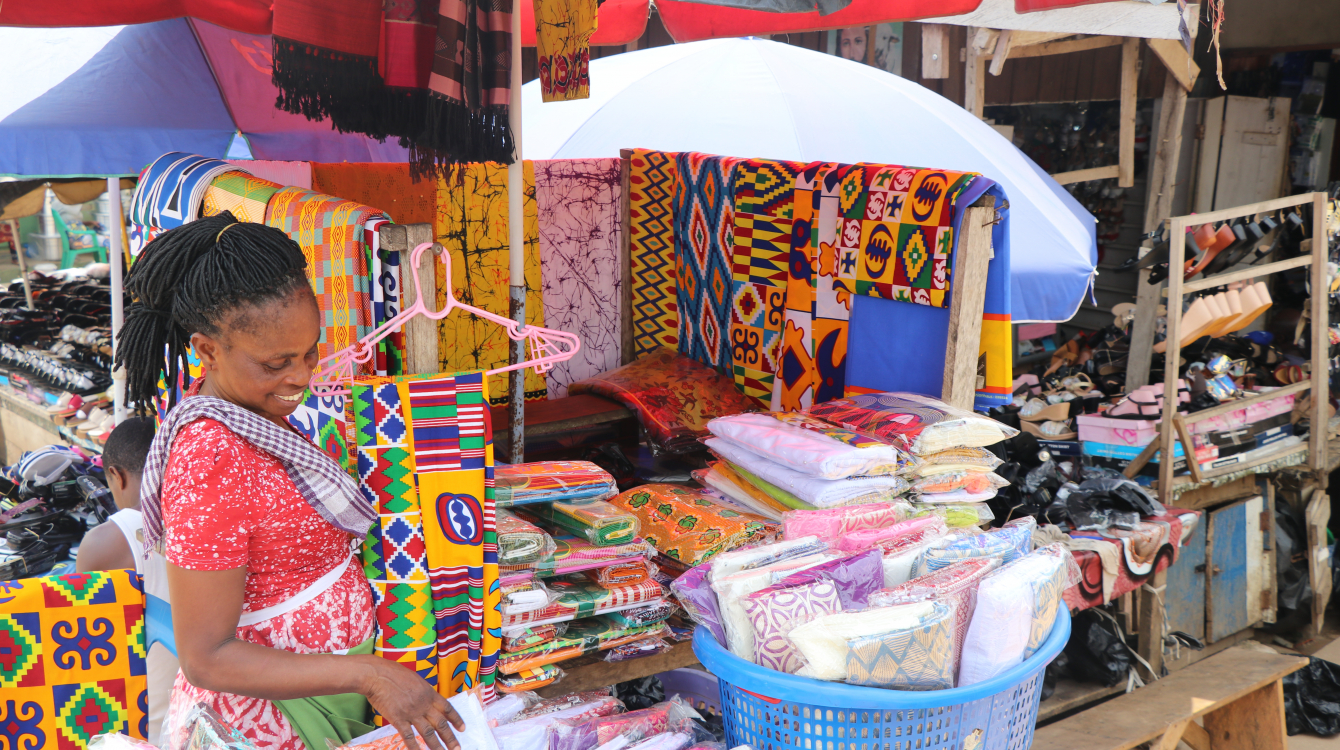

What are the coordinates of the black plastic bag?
(1284, 657, 1340, 736)
(1275, 502, 1314, 629)
(1063, 610, 1133, 687)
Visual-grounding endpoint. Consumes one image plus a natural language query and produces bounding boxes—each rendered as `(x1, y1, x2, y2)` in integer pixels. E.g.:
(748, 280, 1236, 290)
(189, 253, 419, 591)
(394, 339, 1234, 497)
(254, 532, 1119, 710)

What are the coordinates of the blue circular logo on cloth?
(437, 493, 484, 546)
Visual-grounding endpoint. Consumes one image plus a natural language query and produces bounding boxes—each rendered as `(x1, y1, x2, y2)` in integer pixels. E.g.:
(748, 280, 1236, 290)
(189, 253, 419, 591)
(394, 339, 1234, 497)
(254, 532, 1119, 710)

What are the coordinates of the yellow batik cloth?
(435, 163, 547, 405)
(535, 0, 597, 102)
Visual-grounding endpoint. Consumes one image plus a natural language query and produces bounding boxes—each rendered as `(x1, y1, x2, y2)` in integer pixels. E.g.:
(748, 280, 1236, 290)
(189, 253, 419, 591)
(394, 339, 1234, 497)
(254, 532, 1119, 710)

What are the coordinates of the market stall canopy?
(0, 19, 405, 177)
(524, 38, 1096, 324)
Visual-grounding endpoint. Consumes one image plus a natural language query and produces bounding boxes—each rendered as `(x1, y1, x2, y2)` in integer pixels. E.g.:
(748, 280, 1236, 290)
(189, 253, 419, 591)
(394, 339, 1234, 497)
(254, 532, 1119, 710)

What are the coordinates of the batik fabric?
(0, 570, 150, 750)
(435, 162, 547, 405)
(628, 149, 680, 357)
(535, 0, 596, 101)
(200, 171, 282, 224)
(534, 159, 622, 397)
(674, 152, 744, 372)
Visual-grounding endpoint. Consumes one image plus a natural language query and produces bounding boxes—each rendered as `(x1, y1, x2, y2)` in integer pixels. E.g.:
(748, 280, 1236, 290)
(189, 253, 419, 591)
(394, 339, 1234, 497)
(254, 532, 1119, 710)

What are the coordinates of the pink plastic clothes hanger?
(309, 241, 582, 397)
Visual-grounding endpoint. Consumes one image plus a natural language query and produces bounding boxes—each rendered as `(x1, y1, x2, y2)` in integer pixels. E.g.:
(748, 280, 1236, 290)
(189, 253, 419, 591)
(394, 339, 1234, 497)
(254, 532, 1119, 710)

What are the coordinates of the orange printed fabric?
(608, 483, 777, 566)
(311, 162, 436, 226)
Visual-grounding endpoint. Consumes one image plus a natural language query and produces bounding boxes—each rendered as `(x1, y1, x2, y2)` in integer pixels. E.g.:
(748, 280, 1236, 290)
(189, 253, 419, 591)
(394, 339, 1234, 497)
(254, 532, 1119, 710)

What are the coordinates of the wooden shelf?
(532, 640, 702, 697)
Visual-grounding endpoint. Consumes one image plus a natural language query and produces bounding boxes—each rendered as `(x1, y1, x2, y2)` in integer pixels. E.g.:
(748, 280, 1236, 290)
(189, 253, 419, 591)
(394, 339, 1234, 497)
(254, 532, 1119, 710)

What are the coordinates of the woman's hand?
(361, 657, 466, 750)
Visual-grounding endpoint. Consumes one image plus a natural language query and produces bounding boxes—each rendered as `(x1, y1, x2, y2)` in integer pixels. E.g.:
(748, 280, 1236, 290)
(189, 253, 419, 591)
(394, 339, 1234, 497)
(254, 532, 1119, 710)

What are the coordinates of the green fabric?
(273, 637, 376, 750)
(730, 463, 816, 510)
(529, 503, 638, 546)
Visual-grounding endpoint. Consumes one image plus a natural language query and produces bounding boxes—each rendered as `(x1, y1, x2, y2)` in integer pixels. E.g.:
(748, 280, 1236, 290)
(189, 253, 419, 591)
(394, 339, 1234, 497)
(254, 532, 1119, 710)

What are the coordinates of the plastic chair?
(52, 211, 108, 268)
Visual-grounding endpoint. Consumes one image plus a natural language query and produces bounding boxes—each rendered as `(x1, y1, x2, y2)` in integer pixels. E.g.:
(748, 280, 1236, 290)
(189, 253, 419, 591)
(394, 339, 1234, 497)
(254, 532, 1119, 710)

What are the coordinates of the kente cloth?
(311, 163, 437, 227)
(434, 162, 548, 405)
(0, 570, 151, 748)
(729, 159, 804, 406)
(200, 171, 282, 224)
(628, 149, 680, 357)
(534, 159, 623, 398)
(497, 664, 562, 694)
(227, 160, 313, 190)
(846, 603, 956, 690)
(674, 152, 746, 372)
(567, 349, 758, 455)
(130, 152, 240, 231)
(503, 623, 560, 652)
(586, 559, 653, 588)
(286, 391, 355, 474)
(400, 371, 502, 700)
(743, 580, 842, 672)
(1063, 511, 1194, 611)
(502, 536, 654, 579)
(496, 510, 553, 567)
(501, 577, 665, 629)
(352, 377, 439, 694)
(498, 619, 668, 674)
(365, 217, 407, 378)
(423, 0, 515, 168)
(265, 186, 385, 372)
(494, 461, 617, 506)
(608, 484, 778, 566)
(534, 0, 596, 102)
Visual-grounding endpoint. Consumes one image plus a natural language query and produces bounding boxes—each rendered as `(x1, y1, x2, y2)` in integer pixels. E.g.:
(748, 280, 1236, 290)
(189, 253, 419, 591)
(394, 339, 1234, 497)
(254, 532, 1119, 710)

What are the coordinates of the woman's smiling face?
(191, 286, 321, 424)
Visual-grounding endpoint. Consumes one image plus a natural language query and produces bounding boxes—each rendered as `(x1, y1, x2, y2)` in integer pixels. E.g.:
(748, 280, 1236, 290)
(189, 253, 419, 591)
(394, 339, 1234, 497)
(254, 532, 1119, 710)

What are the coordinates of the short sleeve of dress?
(162, 419, 262, 571)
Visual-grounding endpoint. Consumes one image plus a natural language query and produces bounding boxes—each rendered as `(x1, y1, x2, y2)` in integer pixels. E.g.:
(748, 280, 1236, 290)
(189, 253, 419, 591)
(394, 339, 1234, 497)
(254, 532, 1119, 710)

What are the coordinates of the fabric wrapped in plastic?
(698, 463, 789, 521)
(710, 536, 830, 580)
(876, 517, 950, 586)
(529, 499, 642, 546)
(845, 602, 956, 690)
(869, 557, 1003, 679)
(713, 552, 840, 660)
(606, 601, 678, 628)
(498, 663, 565, 693)
(499, 618, 671, 674)
(502, 576, 667, 630)
(835, 515, 943, 553)
(586, 559, 655, 588)
(808, 392, 1019, 455)
(787, 602, 935, 681)
(502, 535, 656, 579)
(912, 470, 1010, 495)
(780, 502, 911, 542)
(87, 736, 160, 750)
(921, 532, 1014, 573)
(605, 637, 675, 662)
(669, 562, 727, 645)
(912, 502, 995, 528)
(485, 692, 537, 725)
(771, 548, 884, 609)
(164, 702, 257, 750)
(997, 516, 1038, 563)
(490, 722, 550, 750)
(609, 484, 779, 566)
(340, 693, 498, 750)
(743, 579, 843, 672)
(958, 546, 1076, 686)
(706, 412, 917, 479)
(706, 437, 911, 508)
(915, 488, 998, 504)
(497, 509, 557, 565)
(514, 692, 622, 722)
(552, 696, 700, 750)
(501, 576, 557, 616)
(503, 623, 566, 652)
(911, 447, 1004, 477)
(495, 460, 618, 507)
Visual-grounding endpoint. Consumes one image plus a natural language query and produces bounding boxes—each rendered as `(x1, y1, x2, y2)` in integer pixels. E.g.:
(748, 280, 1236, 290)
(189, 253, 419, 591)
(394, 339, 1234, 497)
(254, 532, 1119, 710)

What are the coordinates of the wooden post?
(941, 196, 994, 409)
(1138, 568, 1169, 679)
(964, 28, 987, 117)
(988, 29, 1011, 76)
(381, 223, 439, 375)
(1202, 680, 1290, 750)
(1158, 211, 1187, 497)
(1118, 37, 1140, 188)
(619, 149, 634, 365)
(1127, 72, 1189, 391)
(1310, 190, 1328, 485)
(921, 24, 949, 79)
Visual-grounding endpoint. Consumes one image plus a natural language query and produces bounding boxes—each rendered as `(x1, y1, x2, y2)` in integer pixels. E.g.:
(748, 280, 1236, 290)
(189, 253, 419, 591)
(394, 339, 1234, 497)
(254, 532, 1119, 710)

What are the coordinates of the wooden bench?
(1032, 646, 1306, 750)
(489, 394, 635, 460)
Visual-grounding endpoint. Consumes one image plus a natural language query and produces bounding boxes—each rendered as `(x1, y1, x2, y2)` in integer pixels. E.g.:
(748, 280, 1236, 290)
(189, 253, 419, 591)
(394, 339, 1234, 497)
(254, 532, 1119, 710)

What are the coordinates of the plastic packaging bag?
(1283, 657, 1340, 736)
(845, 603, 956, 690)
(911, 447, 1004, 477)
(552, 696, 701, 750)
(807, 392, 1019, 456)
(912, 502, 995, 528)
(706, 412, 917, 479)
(870, 556, 1003, 678)
(497, 509, 557, 566)
(165, 702, 256, 750)
(497, 663, 565, 693)
(490, 722, 550, 750)
(88, 735, 163, 750)
(997, 517, 1038, 563)
(587, 559, 655, 588)
(921, 532, 1014, 574)
(697, 464, 787, 521)
(531, 500, 642, 546)
(514, 692, 622, 722)
(707, 438, 911, 508)
(605, 636, 674, 662)
(501, 576, 557, 616)
(495, 461, 619, 507)
(605, 601, 678, 628)
(780, 502, 912, 542)
(713, 553, 839, 660)
(914, 488, 998, 504)
(743, 579, 843, 672)
(609, 484, 779, 565)
(504, 622, 567, 652)
(771, 548, 884, 609)
(340, 693, 498, 750)
(485, 692, 540, 726)
(710, 537, 829, 580)
(834, 515, 942, 553)
(787, 602, 936, 681)
(669, 562, 727, 645)
(912, 470, 1010, 495)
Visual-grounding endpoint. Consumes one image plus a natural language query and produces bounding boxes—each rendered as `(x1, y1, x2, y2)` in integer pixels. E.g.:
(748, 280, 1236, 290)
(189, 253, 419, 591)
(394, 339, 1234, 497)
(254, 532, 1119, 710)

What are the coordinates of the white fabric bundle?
(881, 538, 941, 588)
(707, 438, 909, 508)
(788, 602, 935, 681)
(712, 553, 837, 660)
(958, 555, 1068, 687)
(707, 412, 911, 479)
(710, 536, 827, 579)
(701, 468, 784, 521)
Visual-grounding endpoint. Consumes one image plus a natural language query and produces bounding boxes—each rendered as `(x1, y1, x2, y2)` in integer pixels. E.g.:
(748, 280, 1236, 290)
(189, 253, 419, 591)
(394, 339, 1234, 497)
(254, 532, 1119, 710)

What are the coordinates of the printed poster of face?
(829, 23, 902, 76)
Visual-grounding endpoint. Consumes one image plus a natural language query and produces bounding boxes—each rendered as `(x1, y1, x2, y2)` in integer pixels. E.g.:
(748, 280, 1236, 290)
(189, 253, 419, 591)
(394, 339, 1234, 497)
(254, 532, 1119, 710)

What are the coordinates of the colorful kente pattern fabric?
(628, 149, 680, 357)
(534, 0, 596, 102)
(265, 186, 386, 373)
(200, 171, 282, 224)
(0, 570, 150, 750)
(402, 371, 502, 701)
(353, 377, 439, 702)
(774, 162, 839, 412)
(674, 152, 745, 372)
(730, 159, 804, 407)
(365, 217, 406, 377)
(435, 163, 548, 405)
(534, 159, 623, 398)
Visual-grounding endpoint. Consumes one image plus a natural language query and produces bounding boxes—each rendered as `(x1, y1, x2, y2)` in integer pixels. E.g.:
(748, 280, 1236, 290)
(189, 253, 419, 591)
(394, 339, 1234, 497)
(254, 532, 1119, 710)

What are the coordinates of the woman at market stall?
(116, 212, 463, 750)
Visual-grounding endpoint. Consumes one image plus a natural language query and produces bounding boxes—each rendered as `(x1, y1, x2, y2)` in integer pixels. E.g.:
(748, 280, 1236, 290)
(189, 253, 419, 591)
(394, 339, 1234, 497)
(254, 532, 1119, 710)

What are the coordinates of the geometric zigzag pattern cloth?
(674, 152, 745, 373)
(628, 149, 680, 358)
(0, 569, 151, 749)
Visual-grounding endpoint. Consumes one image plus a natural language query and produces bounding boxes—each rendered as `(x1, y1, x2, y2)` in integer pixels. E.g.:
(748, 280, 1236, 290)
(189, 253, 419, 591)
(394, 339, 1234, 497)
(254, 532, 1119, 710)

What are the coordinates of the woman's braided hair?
(114, 212, 310, 414)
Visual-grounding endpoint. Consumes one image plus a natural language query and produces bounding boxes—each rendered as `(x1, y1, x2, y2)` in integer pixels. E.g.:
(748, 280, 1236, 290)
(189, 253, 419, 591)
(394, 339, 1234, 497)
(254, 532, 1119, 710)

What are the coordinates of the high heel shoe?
(1184, 223, 1237, 278)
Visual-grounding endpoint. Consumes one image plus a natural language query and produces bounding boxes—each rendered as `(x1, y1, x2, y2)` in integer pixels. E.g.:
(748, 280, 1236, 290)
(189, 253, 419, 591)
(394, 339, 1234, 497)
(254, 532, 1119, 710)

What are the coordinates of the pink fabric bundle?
(869, 557, 1002, 675)
(835, 514, 942, 553)
(781, 502, 908, 542)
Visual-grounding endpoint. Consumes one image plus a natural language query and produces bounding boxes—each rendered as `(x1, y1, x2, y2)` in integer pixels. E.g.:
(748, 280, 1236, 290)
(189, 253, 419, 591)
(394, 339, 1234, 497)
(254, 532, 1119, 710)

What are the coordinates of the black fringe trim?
(407, 95, 516, 181)
(272, 37, 385, 136)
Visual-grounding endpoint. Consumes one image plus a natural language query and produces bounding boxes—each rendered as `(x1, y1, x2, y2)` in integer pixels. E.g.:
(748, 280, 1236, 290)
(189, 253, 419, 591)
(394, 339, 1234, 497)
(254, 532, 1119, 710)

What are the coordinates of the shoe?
(1019, 398, 1071, 422)
(1203, 289, 1245, 338)
(1221, 282, 1273, 334)
(75, 408, 110, 438)
(44, 392, 81, 415)
(1021, 419, 1077, 441)
(1154, 297, 1214, 353)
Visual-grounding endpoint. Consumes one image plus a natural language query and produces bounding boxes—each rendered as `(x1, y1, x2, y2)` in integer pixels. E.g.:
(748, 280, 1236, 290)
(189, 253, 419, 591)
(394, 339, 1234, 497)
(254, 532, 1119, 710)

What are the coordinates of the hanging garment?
(200, 171, 282, 224)
(270, 0, 385, 137)
(534, 159, 623, 397)
(773, 161, 838, 412)
(422, 0, 515, 169)
(311, 163, 437, 227)
(534, 0, 598, 101)
(628, 149, 680, 358)
(353, 376, 440, 708)
(0, 570, 151, 747)
(674, 152, 745, 372)
(403, 371, 502, 700)
(435, 162, 548, 405)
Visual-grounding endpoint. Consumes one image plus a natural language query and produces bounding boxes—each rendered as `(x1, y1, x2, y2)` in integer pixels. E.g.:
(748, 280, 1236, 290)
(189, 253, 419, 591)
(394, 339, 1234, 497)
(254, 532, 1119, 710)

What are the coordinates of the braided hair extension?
(114, 212, 310, 414)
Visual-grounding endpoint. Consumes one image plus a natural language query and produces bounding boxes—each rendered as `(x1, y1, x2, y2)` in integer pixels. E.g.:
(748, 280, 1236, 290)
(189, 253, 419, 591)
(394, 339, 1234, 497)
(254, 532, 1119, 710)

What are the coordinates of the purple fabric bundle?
(669, 561, 727, 645)
(772, 548, 883, 610)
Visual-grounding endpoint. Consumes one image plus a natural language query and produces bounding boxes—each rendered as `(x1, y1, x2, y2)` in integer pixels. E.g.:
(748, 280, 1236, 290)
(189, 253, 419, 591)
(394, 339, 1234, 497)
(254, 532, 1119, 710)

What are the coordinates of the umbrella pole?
(507, 0, 526, 463)
(108, 177, 126, 427)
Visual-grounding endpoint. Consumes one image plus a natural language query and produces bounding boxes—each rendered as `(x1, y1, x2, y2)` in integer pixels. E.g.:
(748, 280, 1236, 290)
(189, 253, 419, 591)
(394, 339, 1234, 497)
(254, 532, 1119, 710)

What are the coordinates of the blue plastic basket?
(692, 607, 1070, 750)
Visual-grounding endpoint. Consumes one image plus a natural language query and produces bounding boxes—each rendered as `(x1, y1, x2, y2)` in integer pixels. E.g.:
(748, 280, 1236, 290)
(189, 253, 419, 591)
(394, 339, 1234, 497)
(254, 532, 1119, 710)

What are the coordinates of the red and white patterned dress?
(160, 416, 373, 750)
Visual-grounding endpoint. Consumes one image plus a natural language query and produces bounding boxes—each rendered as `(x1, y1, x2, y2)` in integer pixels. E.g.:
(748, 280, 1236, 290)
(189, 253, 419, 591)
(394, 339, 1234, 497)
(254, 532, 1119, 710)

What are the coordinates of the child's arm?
(74, 522, 136, 572)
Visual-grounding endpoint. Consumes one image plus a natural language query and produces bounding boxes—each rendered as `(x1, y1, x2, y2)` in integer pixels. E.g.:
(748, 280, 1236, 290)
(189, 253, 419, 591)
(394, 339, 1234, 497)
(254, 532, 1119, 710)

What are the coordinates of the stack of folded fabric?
(494, 460, 618, 507)
(609, 484, 779, 566)
(702, 412, 917, 510)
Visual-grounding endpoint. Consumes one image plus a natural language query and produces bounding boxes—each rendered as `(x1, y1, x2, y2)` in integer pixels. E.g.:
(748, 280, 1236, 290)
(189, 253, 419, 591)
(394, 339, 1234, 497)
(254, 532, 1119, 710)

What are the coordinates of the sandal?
(1021, 419, 1078, 441)
(1019, 399, 1071, 422)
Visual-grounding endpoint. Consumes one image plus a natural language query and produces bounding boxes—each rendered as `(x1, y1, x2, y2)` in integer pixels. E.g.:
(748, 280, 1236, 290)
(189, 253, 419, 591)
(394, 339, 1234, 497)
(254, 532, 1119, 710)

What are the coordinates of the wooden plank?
(940, 200, 993, 408)
(1202, 680, 1289, 750)
(1194, 96, 1226, 213)
(1008, 30, 1073, 48)
(1036, 680, 1124, 723)
(1122, 439, 1160, 479)
(1155, 718, 1191, 750)
(1052, 165, 1120, 184)
(1174, 414, 1203, 484)
(964, 28, 986, 117)
(1182, 720, 1212, 750)
(1174, 474, 1259, 511)
(1263, 483, 1278, 625)
(1179, 380, 1312, 424)
(1158, 212, 1187, 500)
(1209, 500, 1249, 642)
(1307, 489, 1331, 634)
(532, 640, 701, 697)
(381, 223, 439, 375)
(1010, 34, 1122, 58)
(921, 0, 1191, 40)
(1118, 38, 1139, 188)
(1201, 96, 1291, 212)
(1031, 648, 1307, 750)
(1148, 36, 1199, 92)
(1137, 568, 1167, 678)
(1309, 190, 1329, 484)
(921, 23, 949, 79)
(1177, 192, 1319, 227)
(988, 28, 1011, 75)
(619, 150, 634, 365)
(1179, 254, 1313, 293)
(1244, 494, 1266, 629)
